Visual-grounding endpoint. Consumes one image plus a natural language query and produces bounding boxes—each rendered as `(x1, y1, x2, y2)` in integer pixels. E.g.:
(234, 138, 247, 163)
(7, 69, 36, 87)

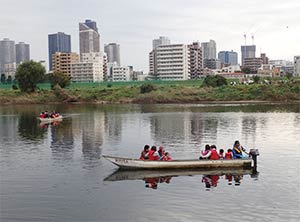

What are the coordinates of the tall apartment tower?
(241, 45, 256, 66)
(48, 32, 71, 71)
(201, 40, 216, 59)
(0, 38, 16, 77)
(16, 42, 30, 65)
(79, 19, 100, 54)
(188, 42, 202, 79)
(152, 36, 171, 50)
(104, 43, 121, 65)
(218, 50, 238, 66)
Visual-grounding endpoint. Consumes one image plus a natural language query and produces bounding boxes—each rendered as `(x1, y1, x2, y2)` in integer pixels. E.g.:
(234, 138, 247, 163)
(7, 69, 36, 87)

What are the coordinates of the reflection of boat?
(39, 116, 63, 123)
(104, 168, 253, 182)
(102, 155, 252, 170)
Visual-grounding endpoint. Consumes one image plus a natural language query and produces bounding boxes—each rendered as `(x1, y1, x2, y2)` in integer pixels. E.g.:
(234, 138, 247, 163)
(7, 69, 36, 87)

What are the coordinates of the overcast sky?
(1, 0, 300, 71)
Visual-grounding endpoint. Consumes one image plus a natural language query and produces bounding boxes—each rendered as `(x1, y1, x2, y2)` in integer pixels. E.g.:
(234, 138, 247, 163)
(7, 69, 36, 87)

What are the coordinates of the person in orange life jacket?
(209, 145, 220, 160)
(225, 149, 233, 159)
(232, 140, 246, 159)
(158, 146, 165, 160)
(148, 146, 159, 160)
(219, 149, 225, 159)
(162, 152, 172, 161)
(199, 144, 211, 159)
(140, 145, 150, 160)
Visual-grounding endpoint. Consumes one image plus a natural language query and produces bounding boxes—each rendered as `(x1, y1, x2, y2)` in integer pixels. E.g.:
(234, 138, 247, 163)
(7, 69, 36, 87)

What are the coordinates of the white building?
(156, 44, 189, 80)
(294, 56, 300, 77)
(111, 65, 131, 81)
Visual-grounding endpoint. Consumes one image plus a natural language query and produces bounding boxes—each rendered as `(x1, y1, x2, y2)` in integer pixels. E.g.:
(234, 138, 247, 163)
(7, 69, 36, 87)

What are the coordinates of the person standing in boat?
(232, 140, 246, 159)
(148, 146, 159, 160)
(140, 145, 150, 160)
(199, 144, 211, 159)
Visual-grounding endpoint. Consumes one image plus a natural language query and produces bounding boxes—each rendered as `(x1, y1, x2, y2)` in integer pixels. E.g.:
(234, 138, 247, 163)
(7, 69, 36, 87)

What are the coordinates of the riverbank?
(0, 80, 299, 105)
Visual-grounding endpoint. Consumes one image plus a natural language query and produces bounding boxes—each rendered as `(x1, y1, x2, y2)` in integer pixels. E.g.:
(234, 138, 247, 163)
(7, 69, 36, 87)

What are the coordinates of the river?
(1, 103, 299, 222)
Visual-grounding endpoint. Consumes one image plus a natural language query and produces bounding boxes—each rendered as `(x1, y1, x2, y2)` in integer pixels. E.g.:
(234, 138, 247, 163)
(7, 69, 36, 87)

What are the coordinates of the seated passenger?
(225, 149, 233, 159)
(232, 140, 246, 159)
(140, 145, 150, 160)
(210, 145, 220, 160)
(158, 146, 165, 160)
(39, 112, 45, 118)
(219, 149, 225, 159)
(199, 144, 211, 159)
(148, 146, 159, 161)
(162, 152, 172, 161)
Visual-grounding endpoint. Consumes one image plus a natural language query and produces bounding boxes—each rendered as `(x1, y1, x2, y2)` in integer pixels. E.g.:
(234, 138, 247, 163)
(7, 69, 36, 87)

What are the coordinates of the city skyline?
(1, 0, 300, 71)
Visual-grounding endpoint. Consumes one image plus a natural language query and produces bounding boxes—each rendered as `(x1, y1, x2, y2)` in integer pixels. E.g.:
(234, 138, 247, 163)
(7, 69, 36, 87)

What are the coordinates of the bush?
(12, 84, 18, 90)
(140, 83, 155, 93)
(203, 75, 227, 87)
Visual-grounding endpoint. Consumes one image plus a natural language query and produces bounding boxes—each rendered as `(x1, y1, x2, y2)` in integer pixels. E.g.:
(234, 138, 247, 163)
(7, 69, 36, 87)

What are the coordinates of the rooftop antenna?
(243, 33, 247, 45)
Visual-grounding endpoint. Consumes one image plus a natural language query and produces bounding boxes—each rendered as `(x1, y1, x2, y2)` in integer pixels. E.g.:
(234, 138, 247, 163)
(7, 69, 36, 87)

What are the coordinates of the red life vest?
(225, 152, 232, 159)
(148, 150, 159, 161)
(210, 149, 220, 160)
(39, 114, 45, 118)
(163, 155, 172, 161)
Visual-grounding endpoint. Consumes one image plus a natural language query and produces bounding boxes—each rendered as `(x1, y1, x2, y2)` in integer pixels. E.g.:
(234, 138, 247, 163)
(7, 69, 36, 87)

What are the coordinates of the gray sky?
(1, 0, 300, 71)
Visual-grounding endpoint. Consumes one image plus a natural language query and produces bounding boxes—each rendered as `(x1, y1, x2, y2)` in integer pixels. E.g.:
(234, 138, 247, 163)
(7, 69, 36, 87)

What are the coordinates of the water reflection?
(18, 113, 46, 142)
(104, 168, 256, 190)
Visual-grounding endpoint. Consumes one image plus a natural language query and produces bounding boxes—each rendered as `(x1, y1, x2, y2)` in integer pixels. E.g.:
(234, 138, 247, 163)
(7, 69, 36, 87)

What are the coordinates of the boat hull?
(102, 155, 252, 170)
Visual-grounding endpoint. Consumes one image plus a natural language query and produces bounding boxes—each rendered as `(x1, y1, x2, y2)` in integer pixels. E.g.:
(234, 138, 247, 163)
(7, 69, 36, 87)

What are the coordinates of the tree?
(203, 75, 228, 87)
(15, 61, 46, 92)
(253, 75, 260, 84)
(241, 67, 251, 74)
(7, 75, 12, 84)
(49, 71, 71, 88)
(1, 74, 5, 84)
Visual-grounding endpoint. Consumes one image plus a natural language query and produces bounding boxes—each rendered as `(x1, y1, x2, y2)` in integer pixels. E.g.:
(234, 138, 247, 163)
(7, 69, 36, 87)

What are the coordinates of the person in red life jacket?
(225, 149, 233, 159)
(162, 152, 172, 161)
(148, 146, 159, 161)
(39, 112, 45, 118)
(158, 146, 165, 160)
(199, 144, 211, 159)
(140, 145, 150, 160)
(219, 149, 225, 159)
(209, 145, 220, 160)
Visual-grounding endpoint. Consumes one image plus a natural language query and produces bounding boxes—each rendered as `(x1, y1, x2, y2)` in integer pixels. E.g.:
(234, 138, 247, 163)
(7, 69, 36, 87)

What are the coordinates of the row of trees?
(8, 60, 71, 92)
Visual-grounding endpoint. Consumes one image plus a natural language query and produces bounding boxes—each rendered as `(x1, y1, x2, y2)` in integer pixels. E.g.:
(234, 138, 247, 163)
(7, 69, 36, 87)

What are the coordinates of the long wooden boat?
(104, 168, 253, 182)
(102, 155, 253, 170)
(39, 116, 63, 122)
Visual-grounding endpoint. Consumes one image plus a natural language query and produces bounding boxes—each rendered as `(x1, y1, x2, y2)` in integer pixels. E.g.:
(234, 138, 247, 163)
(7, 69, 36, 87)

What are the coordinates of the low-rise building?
(111, 65, 131, 81)
(52, 52, 79, 75)
(71, 62, 103, 82)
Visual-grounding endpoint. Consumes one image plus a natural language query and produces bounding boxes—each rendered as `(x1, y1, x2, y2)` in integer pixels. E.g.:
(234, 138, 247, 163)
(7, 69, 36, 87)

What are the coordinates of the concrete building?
(201, 40, 216, 67)
(149, 50, 157, 76)
(156, 44, 189, 80)
(241, 45, 256, 66)
(111, 65, 131, 81)
(52, 52, 79, 76)
(104, 43, 120, 65)
(79, 19, 100, 54)
(203, 58, 221, 70)
(152, 36, 170, 50)
(15, 42, 30, 65)
(294, 56, 300, 77)
(188, 42, 202, 79)
(48, 32, 71, 71)
(218, 50, 238, 66)
(243, 57, 263, 73)
(0, 38, 16, 78)
(260, 53, 269, 64)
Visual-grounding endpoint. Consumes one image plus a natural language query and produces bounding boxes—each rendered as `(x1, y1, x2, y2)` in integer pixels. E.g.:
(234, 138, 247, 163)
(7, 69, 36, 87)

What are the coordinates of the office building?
(188, 42, 202, 79)
(0, 38, 16, 77)
(152, 36, 171, 50)
(15, 42, 30, 65)
(156, 44, 189, 80)
(203, 58, 222, 70)
(243, 57, 263, 73)
(79, 19, 100, 54)
(52, 52, 79, 76)
(48, 32, 71, 71)
(104, 43, 120, 65)
(201, 40, 216, 68)
(294, 56, 300, 77)
(218, 50, 238, 66)
(241, 45, 256, 66)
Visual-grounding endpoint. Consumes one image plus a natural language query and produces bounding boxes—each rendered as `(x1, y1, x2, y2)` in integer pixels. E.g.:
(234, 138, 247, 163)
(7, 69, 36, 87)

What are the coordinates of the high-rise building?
(156, 44, 189, 80)
(218, 50, 238, 66)
(152, 36, 170, 50)
(188, 42, 202, 79)
(104, 43, 120, 65)
(52, 52, 79, 76)
(203, 58, 222, 70)
(48, 32, 71, 71)
(79, 19, 100, 54)
(241, 45, 256, 66)
(16, 42, 30, 65)
(294, 56, 300, 77)
(0, 38, 16, 77)
(201, 40, 216, 68)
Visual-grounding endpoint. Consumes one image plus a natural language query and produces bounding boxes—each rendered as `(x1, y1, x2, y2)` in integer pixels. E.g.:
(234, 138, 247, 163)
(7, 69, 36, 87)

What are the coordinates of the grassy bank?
(0, 79, 299, 104)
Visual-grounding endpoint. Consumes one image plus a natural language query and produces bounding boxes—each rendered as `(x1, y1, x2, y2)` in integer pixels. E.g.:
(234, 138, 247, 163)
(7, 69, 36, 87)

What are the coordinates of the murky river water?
(1, 103, 299, 222)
